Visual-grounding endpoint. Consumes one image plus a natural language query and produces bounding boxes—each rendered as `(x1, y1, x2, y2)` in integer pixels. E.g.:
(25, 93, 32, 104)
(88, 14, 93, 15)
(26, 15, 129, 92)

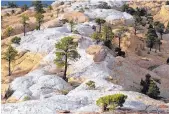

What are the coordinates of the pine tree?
(55, 37, 79, 82)
(91, 32, 102, 44)
(69, 20, 75, 32)
(95, 18, 106, 33)
(133, 14, 142, 35)
(3, 45, 18, 76)
(140, 74, 160, 99)
(21, 14, 29, 36)
(146, 27, 158, 51)
(115, 27, 128, 48)
(32, 1, 44, 13)
(35, 13, 44, 30)
(21, 4, 28, 12)
(102, 25, 114, 41)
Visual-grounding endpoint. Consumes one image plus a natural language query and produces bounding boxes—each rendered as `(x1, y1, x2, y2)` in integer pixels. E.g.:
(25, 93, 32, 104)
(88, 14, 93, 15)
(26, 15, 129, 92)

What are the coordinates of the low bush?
(86, 81, 95, 89)
(11, 36, 21, 45)
(23, 96, 30, 101)
(96, 94, 127, 111)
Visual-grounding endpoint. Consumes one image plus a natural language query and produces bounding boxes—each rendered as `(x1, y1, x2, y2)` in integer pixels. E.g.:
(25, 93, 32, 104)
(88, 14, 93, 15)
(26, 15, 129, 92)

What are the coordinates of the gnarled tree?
(55, 37, 80, 82)
(3, 45, 18, 76)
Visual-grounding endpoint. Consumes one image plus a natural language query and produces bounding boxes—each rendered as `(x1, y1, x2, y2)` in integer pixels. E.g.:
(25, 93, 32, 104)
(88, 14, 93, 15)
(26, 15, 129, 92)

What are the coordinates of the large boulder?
(61, 11, 89, 23)
(10, 69, 73, 100)
(86, 45, 107, 62)
(42, 19, 63, 29)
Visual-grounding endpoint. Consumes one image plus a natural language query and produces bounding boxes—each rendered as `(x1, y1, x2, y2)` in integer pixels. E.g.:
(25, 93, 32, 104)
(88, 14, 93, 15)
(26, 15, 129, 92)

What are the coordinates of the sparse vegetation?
(4, 26, 14, 37)
(11, 36, 21, 45)
(23, 96, 30, 101)
(96, 94, 127, 112)
(48, 5, 53, 11)
(86, 81, 95, 89)
(91, 32, 102, 44)
(140, 74, 160, 99)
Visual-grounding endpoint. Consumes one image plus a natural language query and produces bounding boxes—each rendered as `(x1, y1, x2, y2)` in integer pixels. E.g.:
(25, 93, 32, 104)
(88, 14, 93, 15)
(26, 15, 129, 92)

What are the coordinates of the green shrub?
(86, 81, 95, 89)
(147, 80, 160, 99)
(140, 74, 160, 99)
(11, 36, 21, 44)
(23, 96, 30, 101)
(96, 94, 127, 111)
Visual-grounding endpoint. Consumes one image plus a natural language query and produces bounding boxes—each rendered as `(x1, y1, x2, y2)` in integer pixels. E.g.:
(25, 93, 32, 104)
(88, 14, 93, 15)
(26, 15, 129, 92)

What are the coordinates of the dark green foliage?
(86, 81, 95, 89)
(11, 10, 15, 14)
(147, 80, 160, 99)
(21, 4, 28, 12)
(104, 40, 112, 49)
(32, 1, 44, 13)
(101, 25, 114, 49)
(96, 94, 127, 111)
(133, 15, 142, 35)
(148, 65, 159, 71)
(121, 4, 135, 15)
(3, 86, 14, 99)
(3, 45, 18, 76)
(146, 14, 153, 24)
(146, 27, 158, 51)
(69, 20, 75, 32)
(140, 74, 160, 99)
(4, 26, 14, 37)
(165, 22, 169, 33)
(11, 36, 21, 45)
(7, 2, 18, 8)
(115, 48, 125, 58)
(35, 13, 44, 30)
(95, 18, 106, 33)
(21, 14, 29, 36)
(48, 5, 53, 11)
(97, 2, 111, 9)
(167, 58, 169, 64)
(135, 7, 147, 16)
(91, 32, 102, 44)
(155, 22, 165, 39)
(55, 37, 79, 81)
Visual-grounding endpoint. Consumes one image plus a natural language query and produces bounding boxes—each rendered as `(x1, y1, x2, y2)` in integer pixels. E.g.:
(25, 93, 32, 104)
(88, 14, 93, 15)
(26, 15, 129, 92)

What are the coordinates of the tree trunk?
(134, 23, 137, 35)
(38, 22, 41, 30)
(8, 59, 11, 76)
(119, 37, 121, 48)
(99, 24, 101, 33)
(24, 24, 26, 36)
(160, 33, 163, 40)
(63, 53, 68, 82)
(159, 43, 161, 52)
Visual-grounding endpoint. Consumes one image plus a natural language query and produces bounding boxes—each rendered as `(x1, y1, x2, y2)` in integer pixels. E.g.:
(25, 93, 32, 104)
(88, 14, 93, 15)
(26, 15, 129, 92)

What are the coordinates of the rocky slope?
(1, 0, 169, 114)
